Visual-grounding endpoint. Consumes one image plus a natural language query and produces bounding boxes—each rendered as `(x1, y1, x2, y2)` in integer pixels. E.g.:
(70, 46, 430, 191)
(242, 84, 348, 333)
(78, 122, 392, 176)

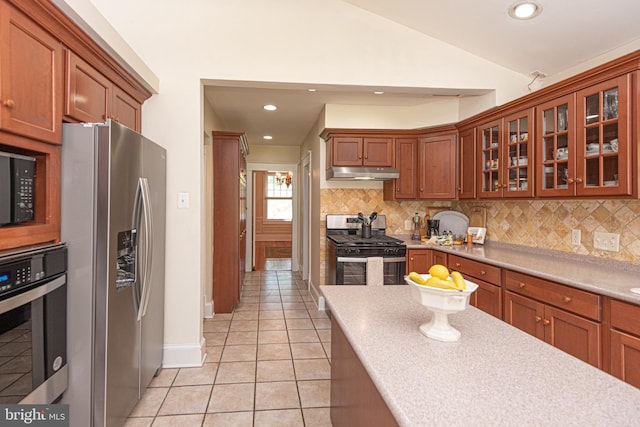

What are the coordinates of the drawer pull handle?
(480, 270, 486, 275)
(535, 316, 542, 323)
(455, 263, 461, 268)
(543, 319, 550, 326)
(562, 296, 572, 303)
(519, 282, 526, 288)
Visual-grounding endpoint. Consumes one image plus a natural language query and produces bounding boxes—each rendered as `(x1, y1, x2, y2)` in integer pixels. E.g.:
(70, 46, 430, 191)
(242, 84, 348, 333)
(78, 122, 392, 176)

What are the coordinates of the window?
(265, 172, 292, 221)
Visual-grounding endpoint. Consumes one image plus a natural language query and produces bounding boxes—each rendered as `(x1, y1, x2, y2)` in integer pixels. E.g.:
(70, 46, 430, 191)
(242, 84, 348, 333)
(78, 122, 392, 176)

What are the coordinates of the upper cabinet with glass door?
(575, 75, 631, 196)
(536, 94, 575, 197)
(478, 119, 502, 198)
(503, 109, 534, 197)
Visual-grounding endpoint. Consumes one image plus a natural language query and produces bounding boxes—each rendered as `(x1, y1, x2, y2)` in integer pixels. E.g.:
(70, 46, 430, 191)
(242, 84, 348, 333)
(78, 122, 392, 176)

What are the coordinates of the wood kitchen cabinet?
(457, 127, 476, 199)
(418, 133, 457, 199)
(0, 1, 63, 144)
(432, 251, 447, 266)
(329, 136, 394, 167)
(504, 270, 601, 368)
(574, 75, 631, 196)
(65, 51, 141, 131)
(384, 138, 418, 199)
(609, 299, 640, 388)
(477, 109, 533, 198)
(406, 249, 432, 274)
(212, 131, 248, 313)
(449, 254, 502, 319)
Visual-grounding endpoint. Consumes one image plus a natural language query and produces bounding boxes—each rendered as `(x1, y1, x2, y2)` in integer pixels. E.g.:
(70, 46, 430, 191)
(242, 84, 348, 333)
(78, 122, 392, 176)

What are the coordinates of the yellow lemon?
(428, 264, 450, 280)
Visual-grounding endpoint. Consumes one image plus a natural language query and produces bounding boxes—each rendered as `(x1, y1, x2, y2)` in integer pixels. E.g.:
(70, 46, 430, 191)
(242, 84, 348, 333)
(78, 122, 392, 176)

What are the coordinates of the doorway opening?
(246, 164, 299, 273)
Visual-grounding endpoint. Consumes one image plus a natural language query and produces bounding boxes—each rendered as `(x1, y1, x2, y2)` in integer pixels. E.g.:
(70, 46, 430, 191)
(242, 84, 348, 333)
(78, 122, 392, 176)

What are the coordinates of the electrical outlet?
(404, 220, 413, 231)
(571, 229, 581, 246)
(593, 231, 620, 252)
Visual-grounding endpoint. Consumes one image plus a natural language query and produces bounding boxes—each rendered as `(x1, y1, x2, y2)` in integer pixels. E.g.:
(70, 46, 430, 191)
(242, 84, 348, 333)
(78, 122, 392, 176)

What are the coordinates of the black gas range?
(326, 214, 406, 285)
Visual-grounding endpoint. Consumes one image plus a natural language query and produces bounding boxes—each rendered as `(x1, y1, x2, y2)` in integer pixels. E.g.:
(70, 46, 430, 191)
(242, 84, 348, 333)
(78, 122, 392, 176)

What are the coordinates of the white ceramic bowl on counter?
(405, 274, 478, 342)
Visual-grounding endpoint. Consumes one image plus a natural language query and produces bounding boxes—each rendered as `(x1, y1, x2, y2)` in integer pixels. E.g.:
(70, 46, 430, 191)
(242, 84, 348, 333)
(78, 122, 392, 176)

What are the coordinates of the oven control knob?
(53, 356, 63, 372)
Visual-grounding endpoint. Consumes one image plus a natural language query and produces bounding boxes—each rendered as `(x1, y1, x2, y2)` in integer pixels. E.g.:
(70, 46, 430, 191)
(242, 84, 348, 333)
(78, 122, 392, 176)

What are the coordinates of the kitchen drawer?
(505, 270, 600, 321)
(610, 299, 640, 336)
(449, 254, 500, 284)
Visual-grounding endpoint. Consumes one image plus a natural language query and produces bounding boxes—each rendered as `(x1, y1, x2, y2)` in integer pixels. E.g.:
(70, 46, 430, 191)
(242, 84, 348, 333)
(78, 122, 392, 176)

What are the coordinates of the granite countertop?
(321, 285, 640, 426)
(394, 236, 640, 305)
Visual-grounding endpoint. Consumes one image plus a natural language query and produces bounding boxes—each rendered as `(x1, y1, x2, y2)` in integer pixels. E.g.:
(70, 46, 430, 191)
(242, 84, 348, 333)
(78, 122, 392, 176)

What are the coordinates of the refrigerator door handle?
(138, 177, 154, 320)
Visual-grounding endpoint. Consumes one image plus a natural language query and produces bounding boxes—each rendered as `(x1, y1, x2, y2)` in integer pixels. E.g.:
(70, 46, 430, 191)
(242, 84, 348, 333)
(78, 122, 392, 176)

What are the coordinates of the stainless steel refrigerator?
(60, 120, 166, 427)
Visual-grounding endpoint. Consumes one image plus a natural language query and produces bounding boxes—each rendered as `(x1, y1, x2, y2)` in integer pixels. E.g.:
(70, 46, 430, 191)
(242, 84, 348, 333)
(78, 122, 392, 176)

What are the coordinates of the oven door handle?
(337, 257, 406, 263)
(0, 274, 66, 315)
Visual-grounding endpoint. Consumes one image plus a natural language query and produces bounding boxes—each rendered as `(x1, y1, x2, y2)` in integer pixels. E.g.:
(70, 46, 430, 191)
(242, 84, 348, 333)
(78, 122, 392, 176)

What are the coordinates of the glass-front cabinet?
(536, 94, 575, 196)
(537, 76, 631, 197)
(478, 110, 533, 198)
(504, 109, 533, 197)
(575, 75, 631, 196)
(478, 119, 502, 198)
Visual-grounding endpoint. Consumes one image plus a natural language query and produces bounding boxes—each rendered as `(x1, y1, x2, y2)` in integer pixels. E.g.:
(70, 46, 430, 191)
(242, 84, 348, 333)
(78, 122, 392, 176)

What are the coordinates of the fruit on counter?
(428, 264, 450, 280)
(407, 265, 467, 291)
(450, 271, 466, 290)
(407, 271, 427, 285)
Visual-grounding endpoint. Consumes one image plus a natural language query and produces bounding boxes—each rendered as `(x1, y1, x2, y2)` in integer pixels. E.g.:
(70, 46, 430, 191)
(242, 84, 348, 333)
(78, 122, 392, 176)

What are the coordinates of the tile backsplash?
(320, 189, 640, 271)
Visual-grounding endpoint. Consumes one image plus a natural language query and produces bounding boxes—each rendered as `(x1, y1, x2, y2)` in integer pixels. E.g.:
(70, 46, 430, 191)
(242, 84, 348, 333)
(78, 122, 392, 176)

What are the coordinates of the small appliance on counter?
(426, 219, 440, 238)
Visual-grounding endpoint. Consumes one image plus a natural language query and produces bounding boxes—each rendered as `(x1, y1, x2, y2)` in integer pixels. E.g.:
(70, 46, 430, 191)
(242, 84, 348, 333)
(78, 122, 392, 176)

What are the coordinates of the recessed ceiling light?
(263, 135, 273, 140)
(263, 104, 277, 111)
(373, 91, 385, 95)
(508, 1, 542, 20)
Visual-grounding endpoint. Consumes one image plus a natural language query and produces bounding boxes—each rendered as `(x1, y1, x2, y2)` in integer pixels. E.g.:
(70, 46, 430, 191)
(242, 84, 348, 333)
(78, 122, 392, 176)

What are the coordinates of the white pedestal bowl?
(405, 274, 478, 342)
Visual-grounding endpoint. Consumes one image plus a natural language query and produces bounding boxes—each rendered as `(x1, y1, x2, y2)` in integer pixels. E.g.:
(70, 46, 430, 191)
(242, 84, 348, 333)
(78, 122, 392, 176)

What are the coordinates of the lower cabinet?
(406, 249, 432, 274)
(449, 254, 501, 319)
(504, 270, 601, 368)
(609, 299, 640, 388)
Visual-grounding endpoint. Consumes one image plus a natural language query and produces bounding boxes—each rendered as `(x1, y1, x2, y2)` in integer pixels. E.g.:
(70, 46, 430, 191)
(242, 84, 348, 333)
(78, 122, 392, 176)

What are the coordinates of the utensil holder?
(361, 224, 371, 238)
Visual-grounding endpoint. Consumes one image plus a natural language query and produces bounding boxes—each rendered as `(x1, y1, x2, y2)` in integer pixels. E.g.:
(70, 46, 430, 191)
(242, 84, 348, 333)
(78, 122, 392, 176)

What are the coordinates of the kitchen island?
(321, 285, 640, 427)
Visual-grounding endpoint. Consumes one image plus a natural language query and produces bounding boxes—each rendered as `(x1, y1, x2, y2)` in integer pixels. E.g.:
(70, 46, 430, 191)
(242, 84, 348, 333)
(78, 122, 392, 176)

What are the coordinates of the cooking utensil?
(369, 211, 377, 223)
(358, 212, 366, 225)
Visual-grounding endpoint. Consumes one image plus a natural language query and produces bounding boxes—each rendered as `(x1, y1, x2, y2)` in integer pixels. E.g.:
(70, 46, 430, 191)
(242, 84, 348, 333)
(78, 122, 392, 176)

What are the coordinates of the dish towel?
(366, 257, 384, 286)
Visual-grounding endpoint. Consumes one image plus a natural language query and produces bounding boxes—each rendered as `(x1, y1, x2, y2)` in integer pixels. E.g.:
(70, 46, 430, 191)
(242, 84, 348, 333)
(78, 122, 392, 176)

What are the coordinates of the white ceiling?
(205, 0, 640, 147)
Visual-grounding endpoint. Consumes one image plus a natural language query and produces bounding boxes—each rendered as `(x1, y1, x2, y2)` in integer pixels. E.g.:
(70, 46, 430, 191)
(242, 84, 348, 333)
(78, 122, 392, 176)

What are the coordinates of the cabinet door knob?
(410, 257, 414, 261)
(519, 282, 526, 288)
(535, 316, 542, 323)
(2, 99, 15, 108)
(455, 262, 461, 268)
(567, 178, 574, 184)
(543, 319, 550, 326)
(562, 296, 572, 303)
(397, 188, 400, 191)
(575, 177, 583, 184)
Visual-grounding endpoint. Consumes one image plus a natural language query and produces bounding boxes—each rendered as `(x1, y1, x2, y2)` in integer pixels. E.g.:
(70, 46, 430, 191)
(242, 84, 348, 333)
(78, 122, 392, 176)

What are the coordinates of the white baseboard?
(162, 338, 206, 368)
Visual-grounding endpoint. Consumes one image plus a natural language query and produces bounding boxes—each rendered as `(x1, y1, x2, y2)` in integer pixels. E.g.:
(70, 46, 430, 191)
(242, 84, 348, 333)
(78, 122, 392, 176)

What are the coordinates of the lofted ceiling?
(205, 0, 640, 148)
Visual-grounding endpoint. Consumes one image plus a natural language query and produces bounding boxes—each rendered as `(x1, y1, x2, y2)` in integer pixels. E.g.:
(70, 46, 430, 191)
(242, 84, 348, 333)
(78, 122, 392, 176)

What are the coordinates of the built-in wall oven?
(0, 243, 67, 404)
(326, 214, 406, 285)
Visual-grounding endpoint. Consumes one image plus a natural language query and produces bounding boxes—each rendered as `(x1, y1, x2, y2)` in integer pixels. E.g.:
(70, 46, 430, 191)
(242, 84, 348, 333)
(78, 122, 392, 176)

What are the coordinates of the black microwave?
(0, 151, 35, 226)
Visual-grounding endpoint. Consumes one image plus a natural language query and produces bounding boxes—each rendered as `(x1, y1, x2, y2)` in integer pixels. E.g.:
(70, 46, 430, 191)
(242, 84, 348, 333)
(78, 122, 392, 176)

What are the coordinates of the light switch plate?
(177, 192, 190, 209)
(593, 231, 619, 252)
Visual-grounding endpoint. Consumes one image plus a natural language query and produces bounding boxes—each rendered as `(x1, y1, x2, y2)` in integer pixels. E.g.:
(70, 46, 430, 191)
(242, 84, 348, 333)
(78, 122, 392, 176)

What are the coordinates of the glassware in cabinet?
(504, 109, 533, 196)
(478, 120, 501, 197)
(536, 94, 575, 196)
(576, 75, 630, 196)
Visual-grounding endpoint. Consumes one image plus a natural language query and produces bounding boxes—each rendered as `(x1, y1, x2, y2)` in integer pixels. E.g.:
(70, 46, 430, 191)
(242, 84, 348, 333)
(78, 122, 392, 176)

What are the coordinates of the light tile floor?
(124, 270, 332, 426)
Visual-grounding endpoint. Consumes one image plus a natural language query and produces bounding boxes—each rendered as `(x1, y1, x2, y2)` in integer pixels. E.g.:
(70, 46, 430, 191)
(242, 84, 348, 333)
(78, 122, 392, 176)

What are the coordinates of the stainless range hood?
(326, 166, 399, 181)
